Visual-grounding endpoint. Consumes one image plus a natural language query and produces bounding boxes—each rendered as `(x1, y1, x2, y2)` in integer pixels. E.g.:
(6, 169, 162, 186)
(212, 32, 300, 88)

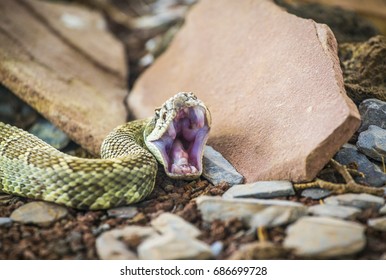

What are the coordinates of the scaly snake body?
(0, 93, 211, 210)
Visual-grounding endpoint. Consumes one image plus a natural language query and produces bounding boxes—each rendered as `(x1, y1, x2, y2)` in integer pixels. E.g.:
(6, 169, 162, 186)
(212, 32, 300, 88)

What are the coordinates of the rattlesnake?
(0, 92, 211, 209)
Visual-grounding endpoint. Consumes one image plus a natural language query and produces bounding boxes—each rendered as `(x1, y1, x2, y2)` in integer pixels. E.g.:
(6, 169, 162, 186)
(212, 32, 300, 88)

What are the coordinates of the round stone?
(107, 206, 138, 219)
(284, 216, 365, 258)
(10, 201, 68, 226)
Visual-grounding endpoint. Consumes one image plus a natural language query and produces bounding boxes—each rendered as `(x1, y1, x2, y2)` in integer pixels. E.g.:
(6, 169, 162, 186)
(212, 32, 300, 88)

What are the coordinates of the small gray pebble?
(0, 217, 13, 227)
(301, 188, 331, 200)
(164, 185, 174, 192)
(324, 193, 385, 210)
(202, 145, 244, 186)
(368, 217, 386, 231)
(357, 125, 386, 162)
(210, 241, 224, 257)
(358, 99, 386, 133)
(107, 206, 138, 219)
(379, 204, 386, 215)
(307, 204, 360, 219)
(223, 181, 294, 199)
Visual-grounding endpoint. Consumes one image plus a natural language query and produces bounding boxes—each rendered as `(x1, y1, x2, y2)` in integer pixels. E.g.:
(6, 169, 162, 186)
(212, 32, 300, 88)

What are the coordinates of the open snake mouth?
(151, 106, 209, 178)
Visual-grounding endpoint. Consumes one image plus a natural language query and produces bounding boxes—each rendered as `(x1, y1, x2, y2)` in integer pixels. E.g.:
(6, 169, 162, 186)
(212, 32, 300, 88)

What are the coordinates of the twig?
(257, 227, 267, 242)
(294, 159, 384, 196)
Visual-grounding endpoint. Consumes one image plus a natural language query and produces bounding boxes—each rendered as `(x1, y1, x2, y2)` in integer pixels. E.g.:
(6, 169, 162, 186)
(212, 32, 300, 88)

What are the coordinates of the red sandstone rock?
(128, 0, 360, 182)
(0, 0, 127, 155)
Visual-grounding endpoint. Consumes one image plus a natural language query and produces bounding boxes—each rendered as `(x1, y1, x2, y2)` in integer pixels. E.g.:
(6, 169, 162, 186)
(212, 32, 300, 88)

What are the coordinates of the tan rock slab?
(284, 216, 366, 258)
(24, 0, 126, 79)
(0, 0, 127, 155)
(196, 195, 303, 224)
(128, 0, 360, 182)
(137, 232, 213, 260)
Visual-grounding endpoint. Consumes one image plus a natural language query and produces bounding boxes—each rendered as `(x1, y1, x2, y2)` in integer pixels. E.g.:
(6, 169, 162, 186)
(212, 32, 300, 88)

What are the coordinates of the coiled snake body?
(0, 93, 211, 210)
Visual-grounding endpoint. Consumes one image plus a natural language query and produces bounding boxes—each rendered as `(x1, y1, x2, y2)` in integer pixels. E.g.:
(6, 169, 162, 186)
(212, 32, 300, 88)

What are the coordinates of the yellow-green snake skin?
(0, 93, 211, 210)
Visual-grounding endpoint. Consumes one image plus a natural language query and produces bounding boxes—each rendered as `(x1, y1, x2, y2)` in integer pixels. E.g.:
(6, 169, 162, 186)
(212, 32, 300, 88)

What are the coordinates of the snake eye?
(155, 107, 161, 116)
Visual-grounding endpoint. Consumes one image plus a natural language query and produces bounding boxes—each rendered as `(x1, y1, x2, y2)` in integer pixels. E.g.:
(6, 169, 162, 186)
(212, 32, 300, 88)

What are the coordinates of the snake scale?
(0, 92, 211, 210)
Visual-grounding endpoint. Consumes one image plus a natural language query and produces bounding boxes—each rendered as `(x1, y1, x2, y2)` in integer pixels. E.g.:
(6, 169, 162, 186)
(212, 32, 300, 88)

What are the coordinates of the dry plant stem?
(346, 168, 365, 178)
(257, 227, 267, 242)
(294, 159, 384, 196)
(319, 166, 364, 177)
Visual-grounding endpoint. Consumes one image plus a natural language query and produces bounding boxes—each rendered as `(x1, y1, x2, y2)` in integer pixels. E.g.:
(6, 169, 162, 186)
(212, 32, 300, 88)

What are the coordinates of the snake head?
(144, 92, 211, 180)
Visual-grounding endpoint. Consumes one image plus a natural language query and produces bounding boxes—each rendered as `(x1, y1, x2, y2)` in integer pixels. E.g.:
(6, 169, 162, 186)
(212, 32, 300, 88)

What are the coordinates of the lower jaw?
(164, 171, 201, 180)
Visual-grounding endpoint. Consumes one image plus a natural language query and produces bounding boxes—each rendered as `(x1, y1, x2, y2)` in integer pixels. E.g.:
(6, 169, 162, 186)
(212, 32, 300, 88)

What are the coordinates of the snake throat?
(151, 106, 209, 177)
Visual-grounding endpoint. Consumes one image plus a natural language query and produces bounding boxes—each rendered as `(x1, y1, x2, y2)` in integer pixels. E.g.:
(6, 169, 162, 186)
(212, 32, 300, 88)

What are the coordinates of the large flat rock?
(128, 0, 360, 182)
(0, 0, 127, 155)
(24, 0, 127, 80)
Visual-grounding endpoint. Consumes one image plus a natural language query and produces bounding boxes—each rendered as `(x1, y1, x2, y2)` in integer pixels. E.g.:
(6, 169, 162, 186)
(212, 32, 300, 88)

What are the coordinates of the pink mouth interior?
(151, 106, 209, 176)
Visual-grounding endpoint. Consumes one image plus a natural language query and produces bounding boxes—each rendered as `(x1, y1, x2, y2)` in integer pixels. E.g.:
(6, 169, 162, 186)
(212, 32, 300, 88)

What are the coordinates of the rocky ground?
(1, 0, 386, 260)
